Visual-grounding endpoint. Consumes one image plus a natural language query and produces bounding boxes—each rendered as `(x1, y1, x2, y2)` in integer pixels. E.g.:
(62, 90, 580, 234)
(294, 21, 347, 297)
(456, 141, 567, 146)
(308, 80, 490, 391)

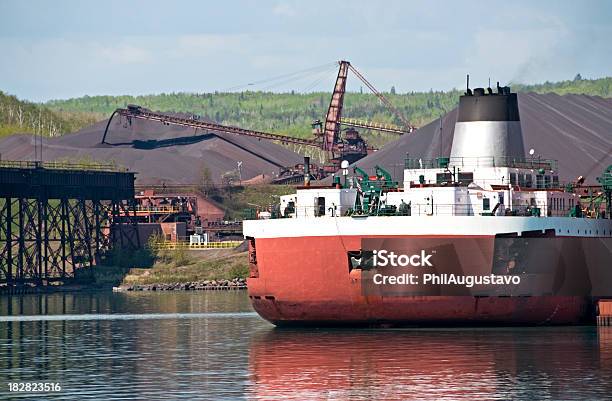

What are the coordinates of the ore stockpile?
(0, 114, 303, 185)
(338, 93, 612, 184)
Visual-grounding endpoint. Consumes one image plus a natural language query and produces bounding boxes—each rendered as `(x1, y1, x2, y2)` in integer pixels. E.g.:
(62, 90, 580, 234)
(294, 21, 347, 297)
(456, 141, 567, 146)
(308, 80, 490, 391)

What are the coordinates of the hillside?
(46, 91, 459, 148)
(512, 75, 612, 97)
(2, 75, 611, 143)
(0, 91, 101, 139)
(45, 76, 612, 141)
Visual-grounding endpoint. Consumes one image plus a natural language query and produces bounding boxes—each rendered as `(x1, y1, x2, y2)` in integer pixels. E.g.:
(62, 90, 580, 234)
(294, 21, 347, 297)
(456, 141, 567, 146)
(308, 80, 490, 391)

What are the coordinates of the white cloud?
(94, 43, 153, 65)
(272, 2, 297, 17)
(175, 34, 246, 54)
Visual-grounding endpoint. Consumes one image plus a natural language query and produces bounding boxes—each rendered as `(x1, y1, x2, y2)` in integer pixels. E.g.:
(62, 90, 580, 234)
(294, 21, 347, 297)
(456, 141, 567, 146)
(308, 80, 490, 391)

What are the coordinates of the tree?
(390, 86, 396, 95)
(574, 73, 582, 81)
(200, 166, 215, 196)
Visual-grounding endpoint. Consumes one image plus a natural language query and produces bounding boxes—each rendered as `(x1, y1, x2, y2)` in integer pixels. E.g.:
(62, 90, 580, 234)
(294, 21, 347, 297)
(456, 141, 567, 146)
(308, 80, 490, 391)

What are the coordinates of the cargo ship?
(243, 84, 612, 326)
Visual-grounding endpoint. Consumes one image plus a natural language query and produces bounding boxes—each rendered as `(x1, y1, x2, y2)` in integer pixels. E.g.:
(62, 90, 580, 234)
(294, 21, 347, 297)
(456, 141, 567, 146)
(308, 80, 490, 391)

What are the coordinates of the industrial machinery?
(312, 61, 415, 156)
(597, 165, 612, 218)
(351, 165, 398, 215)
(101, 61, 416, 172)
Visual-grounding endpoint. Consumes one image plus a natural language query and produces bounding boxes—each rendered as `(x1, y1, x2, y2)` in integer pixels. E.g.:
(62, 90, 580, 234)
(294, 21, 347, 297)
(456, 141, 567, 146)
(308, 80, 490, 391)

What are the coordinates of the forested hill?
(1, 75, 610, 140)
(0, 91, 101, 139)
(512, 74, 612, 97)
(45, 75, 612, 139)
(45, 90, 461, 139)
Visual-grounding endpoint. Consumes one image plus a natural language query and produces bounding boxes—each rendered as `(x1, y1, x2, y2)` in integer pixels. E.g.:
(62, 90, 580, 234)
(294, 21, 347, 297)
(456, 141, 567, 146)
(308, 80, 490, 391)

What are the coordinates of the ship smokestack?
(304, 156, 311, 187)
(450, 84, 525, 164)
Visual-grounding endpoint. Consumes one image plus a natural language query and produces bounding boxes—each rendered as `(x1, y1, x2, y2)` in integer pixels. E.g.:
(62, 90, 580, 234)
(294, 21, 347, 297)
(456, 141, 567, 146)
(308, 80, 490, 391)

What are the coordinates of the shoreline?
(1, 278, 248, 295)
(114, 278, 247, 292)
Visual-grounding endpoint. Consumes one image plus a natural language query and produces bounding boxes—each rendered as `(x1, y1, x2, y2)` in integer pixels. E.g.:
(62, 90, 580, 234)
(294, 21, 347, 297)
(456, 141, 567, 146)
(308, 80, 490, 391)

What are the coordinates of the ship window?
(553, 176, 559, 188)
(536, 175, 544, 189)
(483, 198, 490, 210)
(544, 175, 552, 188)
(458, 172, 473, 185)
(510, 173, 518, 185)
(316, 197, 326, 217)
(284, 201, 295, 217)
(436, 172, 452, 184)
(525, 174, 533, 188)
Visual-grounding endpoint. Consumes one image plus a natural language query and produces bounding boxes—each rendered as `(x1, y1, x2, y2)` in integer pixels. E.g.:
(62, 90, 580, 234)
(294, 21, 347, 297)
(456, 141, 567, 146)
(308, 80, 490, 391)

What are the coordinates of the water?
(1, 292, 612, 400)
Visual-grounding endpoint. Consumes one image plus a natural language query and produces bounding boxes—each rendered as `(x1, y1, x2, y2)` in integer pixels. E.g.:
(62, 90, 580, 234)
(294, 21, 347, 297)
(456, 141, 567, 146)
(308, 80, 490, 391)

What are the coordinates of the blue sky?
(1, 0, 611, 102)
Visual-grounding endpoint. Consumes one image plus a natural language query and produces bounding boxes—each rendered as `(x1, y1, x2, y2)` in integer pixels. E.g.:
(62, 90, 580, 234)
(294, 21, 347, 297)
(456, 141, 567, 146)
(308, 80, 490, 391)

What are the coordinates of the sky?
(1, 0, 611, 102)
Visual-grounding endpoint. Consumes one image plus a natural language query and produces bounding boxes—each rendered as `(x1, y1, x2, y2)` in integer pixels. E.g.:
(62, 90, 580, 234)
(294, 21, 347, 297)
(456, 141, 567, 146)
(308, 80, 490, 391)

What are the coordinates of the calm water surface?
(1, 291, 612, 400)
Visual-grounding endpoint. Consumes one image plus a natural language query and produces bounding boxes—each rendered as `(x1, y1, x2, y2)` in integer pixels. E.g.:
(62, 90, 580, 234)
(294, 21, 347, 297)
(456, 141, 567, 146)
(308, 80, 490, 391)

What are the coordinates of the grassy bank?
(121, 248, 249, 286)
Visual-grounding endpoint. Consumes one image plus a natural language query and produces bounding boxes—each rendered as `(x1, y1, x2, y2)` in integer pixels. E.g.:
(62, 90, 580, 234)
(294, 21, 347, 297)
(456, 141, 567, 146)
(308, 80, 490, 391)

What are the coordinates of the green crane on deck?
(352, 165, 398, 215)
(597, 165, 612, 218)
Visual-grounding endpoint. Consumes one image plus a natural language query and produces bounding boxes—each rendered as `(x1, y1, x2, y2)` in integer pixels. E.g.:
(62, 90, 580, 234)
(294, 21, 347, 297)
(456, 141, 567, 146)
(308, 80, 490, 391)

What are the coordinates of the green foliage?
(228, 262, 249, 280)
(2, 75, 611, 144)
(43, 75, 612, 143)
(45, 90, 459, 139)
(122, 250, 249, 285)
(200, 166, 216, 196)
(147, 232, 194, 267)
(170, 248, 192, 267)
(209, 184, 295, 220)
(0, 90, 101, 138)
(511, 76, 612, 97)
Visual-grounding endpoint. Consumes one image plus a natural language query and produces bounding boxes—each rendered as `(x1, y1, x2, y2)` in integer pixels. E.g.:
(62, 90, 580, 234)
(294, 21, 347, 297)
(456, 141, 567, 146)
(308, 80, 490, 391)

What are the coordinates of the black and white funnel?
(450, 85, 525, 163)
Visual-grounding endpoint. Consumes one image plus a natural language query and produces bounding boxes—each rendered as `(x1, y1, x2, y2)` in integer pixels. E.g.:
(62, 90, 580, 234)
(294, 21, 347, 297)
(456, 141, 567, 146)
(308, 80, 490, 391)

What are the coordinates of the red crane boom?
(321, 61, 350, 152)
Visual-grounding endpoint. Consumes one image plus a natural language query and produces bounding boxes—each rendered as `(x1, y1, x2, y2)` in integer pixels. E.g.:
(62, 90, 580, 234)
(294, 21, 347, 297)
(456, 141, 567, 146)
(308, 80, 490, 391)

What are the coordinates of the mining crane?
(312, 60, 416, 164)
(101, 60, 416, 169)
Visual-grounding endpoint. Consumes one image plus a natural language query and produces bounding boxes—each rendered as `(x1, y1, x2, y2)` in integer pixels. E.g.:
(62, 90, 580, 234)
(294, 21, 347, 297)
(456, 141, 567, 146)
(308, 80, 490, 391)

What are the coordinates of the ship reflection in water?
(249, 327, 612, 400)
(2, 292, 612, 400)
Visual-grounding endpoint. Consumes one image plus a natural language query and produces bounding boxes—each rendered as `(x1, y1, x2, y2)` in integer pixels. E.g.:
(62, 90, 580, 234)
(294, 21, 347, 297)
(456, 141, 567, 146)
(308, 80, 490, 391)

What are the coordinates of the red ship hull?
(247, 235, 595, 326)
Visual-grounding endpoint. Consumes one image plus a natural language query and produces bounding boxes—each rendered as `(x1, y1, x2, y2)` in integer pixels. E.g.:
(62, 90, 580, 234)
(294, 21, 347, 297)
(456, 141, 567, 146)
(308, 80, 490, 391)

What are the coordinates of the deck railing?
(151, 240, 243, 250)
(269, 201, 578, 219)
(405, 156, 557, 171)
